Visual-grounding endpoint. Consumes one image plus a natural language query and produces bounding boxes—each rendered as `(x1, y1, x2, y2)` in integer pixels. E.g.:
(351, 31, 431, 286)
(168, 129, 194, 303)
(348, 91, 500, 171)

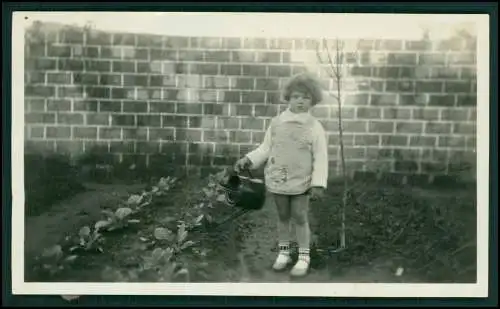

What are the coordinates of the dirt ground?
(24, 180, 426, 283)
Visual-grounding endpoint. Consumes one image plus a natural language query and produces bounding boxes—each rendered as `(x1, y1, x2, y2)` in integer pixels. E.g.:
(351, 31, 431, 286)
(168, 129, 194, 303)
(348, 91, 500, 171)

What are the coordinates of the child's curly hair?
(282, 72, 324, 106)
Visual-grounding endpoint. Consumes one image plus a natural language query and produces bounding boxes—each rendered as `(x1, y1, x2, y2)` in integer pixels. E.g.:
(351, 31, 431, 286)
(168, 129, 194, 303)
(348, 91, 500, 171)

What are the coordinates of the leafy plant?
(33, 245, 78, 277)
(96, 207, 140, 232)
(69, 226, 105, 253)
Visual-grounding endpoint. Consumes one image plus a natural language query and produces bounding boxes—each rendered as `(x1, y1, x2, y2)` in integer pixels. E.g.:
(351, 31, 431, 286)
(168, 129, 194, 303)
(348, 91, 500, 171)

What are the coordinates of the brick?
(203, 130, 229, 143)
(431, 67, 460, 79)
(457, 95, 476, 106)
(371, 67, 398, 78)
(29, 126, 44, 138)
(110, 141, 135, 153)
(241, 117, 264, 130)
(350, 66, 372, 77)
(149, 128, 175, 141)
(453, 123, 476, 135)
(222, 37, 241, 49)
(57, 113, 84, 125)
(46, 99, 71, 111)
(460, 68, 477, 79)
(220, 64, 242, 75)
(416, 81, 443, 93)
(242, 64, 266, 77)
(422, 163, 447, 173)
(86, 87, 111, 99)
(419, 53, 446, 65)
(404, 40, 432, 51)
(369, 81, 384, 92)
(445, 81, 470, 93)
(164, 36, 189, 49)
(99, 100, 122, 112)
(373, 39, 402, 50)
(243, 38, 268, 49)
(311, 106, 331, 119)
(447, 53, 476, 65)
(88, 60, 111, 72)
(137, 34, 163, 47)
(256, 52, 281, 63)
(233, 77, 255, 90)
(344, 147, 366, 159)
(441, 109, 468, 121)
(357, 107, 381, 119)
(383, 108, 412, 119)
(439, 136, 466, 148)
(387, 53, 416, 65)
(176, 129, 202, 142)
(412, 108, 439, 120)
(191, 63, 219, 75)
(135, 141, 160, 154)
(369, 94, 397, 106)
(425, 122, 452, 134)
(137, 89, 150, 100)
(343, 120, 367, 133)
(100, 46, 122, 58)
(215, 144, 240, 157)
(240, 91, 264, 103)
(265, 92, 281, 104)
(46, 72, 71, 84)
(205, 76, 230, 89)
(47, 44, 71, 57)
(112, 61, 135, 73)
(468, 109, 477, 121)
(25, 85, 55, 97)
(73, 100, 98, 112)
(269, 38, 293, 50)
(123, 74, 148, 87)
(222, 91, 241, 103)
(147, 102, 172, 114)
(73, 73, 99, 85)
(429, 95, 455, 107)
(395, 122, 423, 134)
(204, 104, 224, 115)
(204, 51, 230, 62)
(369, 121, 394, 133)
(27, 72, 45, 84)
(229, 131, 251, 143)
(217, 117, 240, 130)
(177, 103, 203, 114)
(319, 120, 339, 131)
(386, 80, 415, 92)
(268, 65, 291, 77)
(32, 58, 56, 71)
(410, 136, 436, 147)
(86, 113, 110, 125)
(27, 99, 45, 112)
(58, 86, 85, 98)
(25, 140, 55, 154)
(56, 140, 84, 154)
(121, 101, 147, 113)
(87, 31, 112, 45)
(177, 50, 204, 62)
(121, 128, 147, 140)
(73, 127, 97, 139)
(381, 135, 407, 146)
(121, 154, 147, 167)
(112, 115, 136, 126)
(467, 137, 476, 149)
(354, 135, 380, 146)
(256, 78, 280, 91)
(58, 59, 84, 71)
(98, 128, 121, 139)
(98, 74, 121, 86)
(394, 160, 419, 173)
(344, 94, 369, 106)
(163, 115, 189, 128)
(252, 132, 265, 144)
(137, 115, 161, 127)
(235, 105, 253, 117)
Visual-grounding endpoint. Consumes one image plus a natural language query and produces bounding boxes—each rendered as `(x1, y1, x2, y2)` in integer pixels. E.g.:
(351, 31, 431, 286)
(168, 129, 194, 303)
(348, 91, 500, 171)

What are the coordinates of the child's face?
(288, 90, 313, 113)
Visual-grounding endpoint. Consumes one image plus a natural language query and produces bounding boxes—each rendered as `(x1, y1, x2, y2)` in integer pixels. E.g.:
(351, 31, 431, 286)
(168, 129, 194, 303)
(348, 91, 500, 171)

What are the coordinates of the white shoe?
(272, 253, 292, 271)
(290, 257, 310, 277)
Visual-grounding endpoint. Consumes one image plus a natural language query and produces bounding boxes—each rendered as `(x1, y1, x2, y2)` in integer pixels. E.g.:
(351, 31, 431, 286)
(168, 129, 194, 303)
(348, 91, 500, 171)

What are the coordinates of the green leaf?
(95, 220, 111, 231)
(180, 240, 195, 250)
(115, 207, 133, 220)
(216, 194, 226, 202)
(154, 227, 174, 241)
(79, 226, 91, 238)
(128, 219, 140, 224)
(127, 194, 143, 206)
(42, 245, 63, 259)
(177, 223, 187, 243)
(195, 214, 204, 224)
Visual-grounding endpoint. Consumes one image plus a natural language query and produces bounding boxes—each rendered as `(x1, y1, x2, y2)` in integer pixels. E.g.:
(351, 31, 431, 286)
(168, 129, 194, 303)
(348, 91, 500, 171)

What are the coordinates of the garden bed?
(25, 168, 477, 284)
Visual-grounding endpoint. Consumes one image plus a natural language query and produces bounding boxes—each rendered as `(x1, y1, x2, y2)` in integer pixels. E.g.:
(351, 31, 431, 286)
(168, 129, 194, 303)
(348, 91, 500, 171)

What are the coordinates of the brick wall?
(24, 21, 477, 182)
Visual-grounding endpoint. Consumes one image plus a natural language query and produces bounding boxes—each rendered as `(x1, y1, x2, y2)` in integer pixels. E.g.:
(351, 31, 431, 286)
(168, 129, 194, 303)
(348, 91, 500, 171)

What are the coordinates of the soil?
(24, 177, 439, 284)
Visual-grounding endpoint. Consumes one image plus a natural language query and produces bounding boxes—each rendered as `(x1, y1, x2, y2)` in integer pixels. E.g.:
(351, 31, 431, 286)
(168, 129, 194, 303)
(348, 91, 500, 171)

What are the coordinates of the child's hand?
(309, 187, 325, 201)
(234, 156, 252, 173)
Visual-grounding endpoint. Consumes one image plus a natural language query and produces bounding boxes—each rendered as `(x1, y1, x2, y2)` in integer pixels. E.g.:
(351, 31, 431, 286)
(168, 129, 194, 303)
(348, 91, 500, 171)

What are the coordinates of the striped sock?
(278, 241, 291, 256)
(298, 248, 310, 263)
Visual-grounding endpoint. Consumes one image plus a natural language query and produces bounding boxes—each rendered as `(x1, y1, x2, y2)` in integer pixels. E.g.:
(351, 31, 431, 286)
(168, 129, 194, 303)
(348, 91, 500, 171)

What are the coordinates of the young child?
(234, 73, 329, 277)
